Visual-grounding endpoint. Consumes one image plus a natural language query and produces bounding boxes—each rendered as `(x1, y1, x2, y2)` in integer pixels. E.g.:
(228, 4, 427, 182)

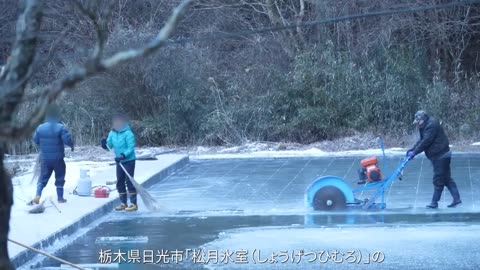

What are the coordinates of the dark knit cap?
(413, 110, 427, 124)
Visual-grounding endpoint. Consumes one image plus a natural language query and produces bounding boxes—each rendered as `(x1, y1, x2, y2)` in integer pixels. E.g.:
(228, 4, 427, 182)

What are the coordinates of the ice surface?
(27, 209, 480, 270)
(201, 224, 480, 270)
(12, 150, 480, 269)
(131, 156, 479, 216)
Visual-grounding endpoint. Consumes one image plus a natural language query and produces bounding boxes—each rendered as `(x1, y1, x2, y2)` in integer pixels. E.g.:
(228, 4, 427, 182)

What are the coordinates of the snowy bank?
(9, 154, 188, 264)
(193, 147, 407, 160)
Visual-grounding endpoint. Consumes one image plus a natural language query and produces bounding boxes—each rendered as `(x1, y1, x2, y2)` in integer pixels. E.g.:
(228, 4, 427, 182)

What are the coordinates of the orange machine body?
(360, 156, 382, 182)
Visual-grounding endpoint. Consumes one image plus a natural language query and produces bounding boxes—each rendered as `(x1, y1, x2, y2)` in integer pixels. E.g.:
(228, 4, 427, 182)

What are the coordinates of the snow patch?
(193, 147, 406, 160)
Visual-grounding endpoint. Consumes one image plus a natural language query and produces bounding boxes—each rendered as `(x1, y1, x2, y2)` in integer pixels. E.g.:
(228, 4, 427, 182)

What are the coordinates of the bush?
(9, 3, 480, 152)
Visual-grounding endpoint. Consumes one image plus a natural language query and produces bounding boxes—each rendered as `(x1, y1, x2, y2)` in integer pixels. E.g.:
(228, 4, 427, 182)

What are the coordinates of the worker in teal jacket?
(101, 113, 138, 211)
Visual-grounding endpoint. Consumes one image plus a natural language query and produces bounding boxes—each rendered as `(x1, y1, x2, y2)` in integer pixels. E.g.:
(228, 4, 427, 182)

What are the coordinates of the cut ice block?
(95, 236, 149, 244)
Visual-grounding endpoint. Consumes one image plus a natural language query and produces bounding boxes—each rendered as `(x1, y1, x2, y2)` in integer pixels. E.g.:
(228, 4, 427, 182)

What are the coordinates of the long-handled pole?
(379, 137, 390, 175)
(118, 162, 134, 181)
(108, 142, 161, 211)
(118, 162, 162, 211)
(378, 137, 390, 205)
(49, 197, 62, 213)
(8, 239, 86, 270)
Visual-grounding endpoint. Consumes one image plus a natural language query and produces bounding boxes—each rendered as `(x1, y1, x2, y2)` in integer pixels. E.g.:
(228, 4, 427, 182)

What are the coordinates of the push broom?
(29, 153, 41, 185)
(105, 143, 164, 211)
(118, 162, 162, 211)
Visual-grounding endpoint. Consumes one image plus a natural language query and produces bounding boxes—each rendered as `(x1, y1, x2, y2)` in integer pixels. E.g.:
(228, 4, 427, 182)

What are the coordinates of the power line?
(168, 0, 480, 45)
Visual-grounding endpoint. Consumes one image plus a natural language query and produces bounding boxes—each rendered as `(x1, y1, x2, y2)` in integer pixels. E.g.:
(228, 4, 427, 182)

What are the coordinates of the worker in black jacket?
(407, 111, 461, 208)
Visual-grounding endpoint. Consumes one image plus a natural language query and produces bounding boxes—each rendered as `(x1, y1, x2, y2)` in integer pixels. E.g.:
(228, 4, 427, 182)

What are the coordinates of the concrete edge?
(11, 156, 190, 268)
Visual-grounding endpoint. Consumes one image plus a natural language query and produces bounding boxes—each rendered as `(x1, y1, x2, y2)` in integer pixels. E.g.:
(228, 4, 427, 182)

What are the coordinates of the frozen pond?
(28, 214, 480, 270)
(23, 156, 480, 269)
(159, 156, 480, 212)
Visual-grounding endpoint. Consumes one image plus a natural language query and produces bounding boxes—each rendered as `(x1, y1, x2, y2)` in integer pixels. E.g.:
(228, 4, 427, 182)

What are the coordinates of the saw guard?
(305, 176, 355, 210)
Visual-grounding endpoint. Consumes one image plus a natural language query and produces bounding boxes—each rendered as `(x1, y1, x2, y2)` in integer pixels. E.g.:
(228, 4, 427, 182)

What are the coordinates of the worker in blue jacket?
(101, 113, 138, 211)
(30, 105, 74, 205)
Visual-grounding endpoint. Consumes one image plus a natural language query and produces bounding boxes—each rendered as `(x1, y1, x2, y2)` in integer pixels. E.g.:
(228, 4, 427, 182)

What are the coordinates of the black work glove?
(115, 153, 126, 163)
(100, 137, 108, 150)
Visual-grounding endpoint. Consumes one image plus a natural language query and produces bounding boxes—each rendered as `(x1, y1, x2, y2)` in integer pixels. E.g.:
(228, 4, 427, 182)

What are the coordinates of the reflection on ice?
(200, 225, 480, 270)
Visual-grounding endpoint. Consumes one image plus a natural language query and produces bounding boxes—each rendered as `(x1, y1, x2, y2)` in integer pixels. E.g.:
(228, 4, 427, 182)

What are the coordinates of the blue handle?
(399, 156, 411, 170)
(379, 138, 390, 176)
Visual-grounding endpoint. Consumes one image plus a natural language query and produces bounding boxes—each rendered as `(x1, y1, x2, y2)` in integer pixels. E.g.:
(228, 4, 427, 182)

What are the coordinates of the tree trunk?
(0, 144, 14, 270)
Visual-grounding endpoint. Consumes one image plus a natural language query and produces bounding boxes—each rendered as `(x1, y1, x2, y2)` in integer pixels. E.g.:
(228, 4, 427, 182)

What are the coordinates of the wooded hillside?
(2, 0, 480, 151)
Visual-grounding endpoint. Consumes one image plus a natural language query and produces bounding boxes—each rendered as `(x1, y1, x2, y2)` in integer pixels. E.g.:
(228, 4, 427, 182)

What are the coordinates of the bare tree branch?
(0, 0, 193, 142)
(0, 0, 44, 122)
(0, 2, 45, 268)
(72, 0, 105, 60)
(102, 0, 192, 68)
(72, 0, 116, 60)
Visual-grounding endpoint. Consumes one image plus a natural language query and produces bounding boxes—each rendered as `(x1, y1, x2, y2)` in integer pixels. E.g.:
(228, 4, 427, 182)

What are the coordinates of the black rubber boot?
(446, 181, 462, 208)
(426, 186, 443, 209)
(426, 203, 438, 209)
